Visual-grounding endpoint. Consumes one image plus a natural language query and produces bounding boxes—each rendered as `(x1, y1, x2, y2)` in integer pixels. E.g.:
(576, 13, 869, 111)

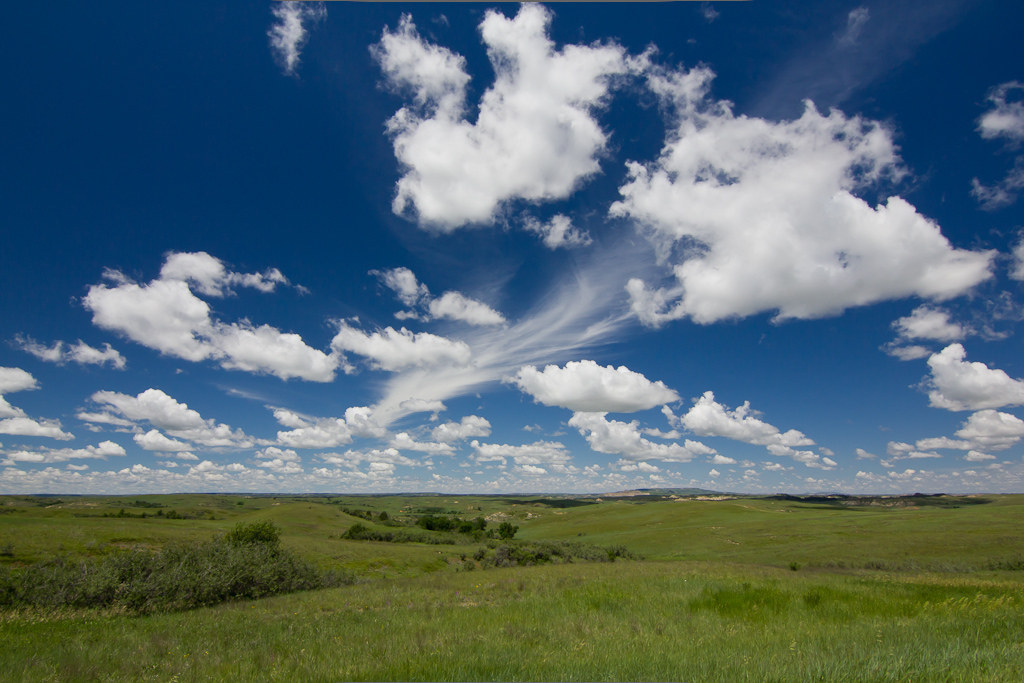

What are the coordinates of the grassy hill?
(2, 492, 1023, 680)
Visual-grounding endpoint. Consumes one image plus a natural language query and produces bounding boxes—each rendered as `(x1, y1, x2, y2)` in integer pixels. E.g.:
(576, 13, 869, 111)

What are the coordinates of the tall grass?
(1, 562, 1021, 681)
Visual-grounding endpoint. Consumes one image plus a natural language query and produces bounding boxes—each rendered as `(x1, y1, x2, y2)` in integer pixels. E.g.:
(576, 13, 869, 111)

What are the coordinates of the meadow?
(1, 491, 1023, 681)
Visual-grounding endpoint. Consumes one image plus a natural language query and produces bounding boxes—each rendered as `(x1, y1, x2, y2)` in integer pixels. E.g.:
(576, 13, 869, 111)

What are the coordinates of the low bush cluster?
(475, 541, 638, 568)
(0, 522, 351, 614)
(341, 523, 457, 545)
(417, 514, 487, 534)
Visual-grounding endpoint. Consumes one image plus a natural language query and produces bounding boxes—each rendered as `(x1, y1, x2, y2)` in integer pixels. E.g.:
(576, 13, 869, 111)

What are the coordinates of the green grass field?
(2, 492, 1023, 681)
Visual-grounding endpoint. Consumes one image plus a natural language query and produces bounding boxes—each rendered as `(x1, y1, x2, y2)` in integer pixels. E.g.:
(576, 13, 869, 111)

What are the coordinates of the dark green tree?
(498, 521, 519, 539)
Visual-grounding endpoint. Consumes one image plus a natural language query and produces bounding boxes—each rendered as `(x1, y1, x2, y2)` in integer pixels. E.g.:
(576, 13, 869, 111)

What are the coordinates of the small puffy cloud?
(271, 408, 309, 430)
(373, 267, 505, 326)
(133, 429, 192, 452)
(676, 392, 832, 468)
(344, 406, 389, 439)
(884, 344, 934, 362)
(893, 306, 967, 342)
(269, 406, 384, 449)
(971, 168, 1024, 210)
(428, 291, 506, 326)
(0, 367, 37, 396)
(855, 448, 877, 459)
(17, 337, 126, 369)
(320, 447, 419, 470)
(0, 368, 35, 419)
(0, 367, 73, 440)
(84, 253, 335, 382)
(87, 388, 253, 449)
(915, 436, 971, 451)
(977, 81, 1024, 142)
(964, 450, 997, 462)
(954, 410, 1024, 451)
(268, 2, 326, 76)
(568, 412, 710, 463)
(256, 447, 301, 462)
(614, 67, 993, 325)
(708, 468, 721, 478)
(884, 305, 969, 361)
(925, 344, 1024, 411)
(514, 360, 679, 413)
(432, 415, 491, 442)
(159, 251, 293, 297)
(375, 5, 629, 229)
(212, 322, 338, 382)
(470, 439, 575, 474)
(331, 322, 471, 372)
(973, 82, 1024, 209)
(255, 446, 304, 474)
(276, 417, 351, 450)
(1, 440, 124, 466)
(679, 391, 814, 448)
(523, 214, 592, 249)
(615, 460, 661, 473)
(887, 468, 923, 481)
(374, 267, 430, 307)
(84, 276, 214, 362)
(390, 432, 454, 456)
(0, 417, 74, 441)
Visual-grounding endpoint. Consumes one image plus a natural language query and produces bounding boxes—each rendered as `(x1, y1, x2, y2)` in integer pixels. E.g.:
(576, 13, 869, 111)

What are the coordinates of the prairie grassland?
(2, 562, 1022, 681)
(1, 493, 1024, 681)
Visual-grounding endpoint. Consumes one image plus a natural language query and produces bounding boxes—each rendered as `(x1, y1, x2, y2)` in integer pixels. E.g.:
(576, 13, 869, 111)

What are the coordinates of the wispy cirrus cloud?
(268, 2, 326, 76)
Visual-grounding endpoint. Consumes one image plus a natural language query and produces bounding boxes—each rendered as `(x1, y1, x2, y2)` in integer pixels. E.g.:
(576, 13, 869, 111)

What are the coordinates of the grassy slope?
(2, 493, 1024, 681)
(2, 563, 1022, 681)
(520, 495, 1024, 570)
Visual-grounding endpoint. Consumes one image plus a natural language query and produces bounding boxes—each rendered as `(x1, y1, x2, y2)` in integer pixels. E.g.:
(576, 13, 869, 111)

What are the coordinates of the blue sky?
(3, 1, 1024, 494)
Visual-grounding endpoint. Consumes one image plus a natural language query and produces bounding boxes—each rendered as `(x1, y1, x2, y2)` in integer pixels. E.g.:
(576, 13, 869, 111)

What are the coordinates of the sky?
(2, 1, 1024, 495)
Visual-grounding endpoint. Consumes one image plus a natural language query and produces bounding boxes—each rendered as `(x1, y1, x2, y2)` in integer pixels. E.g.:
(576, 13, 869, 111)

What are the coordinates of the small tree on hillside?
(225, 520, 281, 550)
(498, 521, 519, 540)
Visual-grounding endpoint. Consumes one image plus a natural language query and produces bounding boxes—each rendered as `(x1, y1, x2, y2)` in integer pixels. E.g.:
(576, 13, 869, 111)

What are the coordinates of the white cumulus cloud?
(514, 360, 679, 413)
(429, 291, 506, 326)
(1, 440, 124, 466)
(925, 343, 1024, 411)
(374, 267, 506, 326)
(83, 253, 335, 382)
(523, 214, 592, 249)
(432, 415, 491, 443)
(87, 388, 254, 449)
(470, 439, 575, 474)
(0, 367, 73, 440)
(375, 4, 630, 229)
(884, 305, 970, 361)
(674, 391, 831, 468)
(331, 321, 471, 372)
(569, 411, 711, 463)
(133, 429, 192, 452)
(17, 337, 126, 369)
(613, 67, 994, 325)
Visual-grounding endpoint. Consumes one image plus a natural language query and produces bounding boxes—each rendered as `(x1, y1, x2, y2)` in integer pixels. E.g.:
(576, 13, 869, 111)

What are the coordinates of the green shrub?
(0, 526, 351, 614)
(498, 522, 519, 539)
(224, 520, 281, 549)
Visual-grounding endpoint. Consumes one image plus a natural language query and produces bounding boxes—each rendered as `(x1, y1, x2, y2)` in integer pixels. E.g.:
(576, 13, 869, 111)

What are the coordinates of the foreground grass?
(3, 494, 1024, 680)
(2, 561, 1022, 681)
